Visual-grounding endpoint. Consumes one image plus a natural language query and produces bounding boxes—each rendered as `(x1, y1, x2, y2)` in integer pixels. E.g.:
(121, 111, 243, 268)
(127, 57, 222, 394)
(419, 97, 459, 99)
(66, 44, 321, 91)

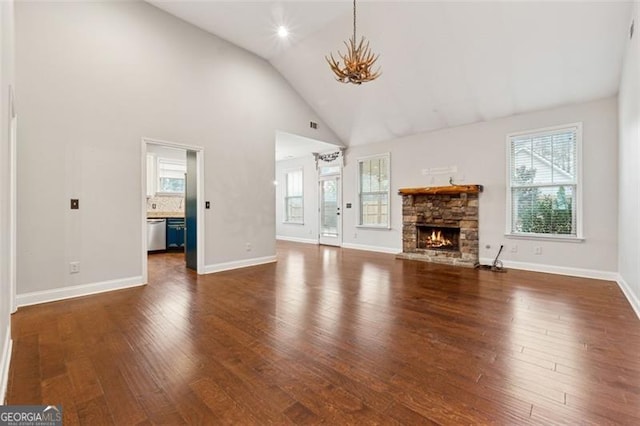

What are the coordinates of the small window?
(507, 123, 581, 238)
(157, 158, 186, 194)
(319, 165, 340, 176)
(358, 154, 390, 228)
(284, 169, 304, 224)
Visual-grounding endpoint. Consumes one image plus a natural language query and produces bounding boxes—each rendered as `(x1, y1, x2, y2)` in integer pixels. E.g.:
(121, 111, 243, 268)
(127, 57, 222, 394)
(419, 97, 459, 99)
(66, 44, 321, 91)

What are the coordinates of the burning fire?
(426, 230, 454, 248)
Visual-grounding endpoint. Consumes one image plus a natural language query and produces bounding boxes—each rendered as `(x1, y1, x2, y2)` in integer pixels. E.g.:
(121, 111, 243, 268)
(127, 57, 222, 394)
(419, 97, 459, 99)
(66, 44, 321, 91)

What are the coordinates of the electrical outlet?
(69, 261, 80, 274)
(245, 243, 252, 252)
(511, 245, 518, 253)
(534, 246, 542, 255)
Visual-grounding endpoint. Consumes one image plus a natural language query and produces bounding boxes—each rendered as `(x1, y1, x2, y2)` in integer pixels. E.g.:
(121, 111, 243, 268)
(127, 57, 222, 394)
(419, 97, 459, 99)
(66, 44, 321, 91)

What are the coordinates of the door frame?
(9, 86, 17, 313)
(318, 172, 342, 247)
(141, 137, 205, 283)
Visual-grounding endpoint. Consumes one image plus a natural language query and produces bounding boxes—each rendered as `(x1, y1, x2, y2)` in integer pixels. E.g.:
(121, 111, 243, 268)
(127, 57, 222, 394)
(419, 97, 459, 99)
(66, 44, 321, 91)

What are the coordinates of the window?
(284, 169, 303, 223)
(319, 165, 340, 176)
(157, 158, 186, 194)
(358, 154, 390, 228)
(507, 123, 581, 238)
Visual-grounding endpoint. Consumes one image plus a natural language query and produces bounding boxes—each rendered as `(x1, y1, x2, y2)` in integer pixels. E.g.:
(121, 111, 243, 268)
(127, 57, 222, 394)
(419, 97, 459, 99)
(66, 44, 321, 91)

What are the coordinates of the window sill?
(356, 225, 391, 230)
(283, 221, 304, 225)
(505, 233, 584, 243)
(154, 192, 184, 197)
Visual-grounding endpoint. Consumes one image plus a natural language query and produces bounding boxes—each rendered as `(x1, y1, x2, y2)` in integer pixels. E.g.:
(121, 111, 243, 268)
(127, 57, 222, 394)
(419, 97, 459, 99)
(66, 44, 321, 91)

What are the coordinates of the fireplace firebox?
(417, 225, 460, 251)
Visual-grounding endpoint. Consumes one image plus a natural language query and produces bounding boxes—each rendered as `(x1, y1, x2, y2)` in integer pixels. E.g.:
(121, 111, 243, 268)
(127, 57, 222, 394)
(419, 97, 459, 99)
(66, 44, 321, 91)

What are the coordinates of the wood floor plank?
(75, 396, 115, 426)
(6, 241, 640, 424)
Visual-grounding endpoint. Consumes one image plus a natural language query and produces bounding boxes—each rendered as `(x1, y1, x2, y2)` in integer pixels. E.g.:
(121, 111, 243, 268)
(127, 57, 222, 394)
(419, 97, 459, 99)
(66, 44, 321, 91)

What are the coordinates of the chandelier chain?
(353, 0, 357, 44)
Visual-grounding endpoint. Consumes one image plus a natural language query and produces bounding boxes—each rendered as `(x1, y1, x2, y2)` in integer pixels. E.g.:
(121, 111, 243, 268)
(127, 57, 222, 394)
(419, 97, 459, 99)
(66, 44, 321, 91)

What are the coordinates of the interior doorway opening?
(274, 131, 344, 247)
(141, 138, 205, 283)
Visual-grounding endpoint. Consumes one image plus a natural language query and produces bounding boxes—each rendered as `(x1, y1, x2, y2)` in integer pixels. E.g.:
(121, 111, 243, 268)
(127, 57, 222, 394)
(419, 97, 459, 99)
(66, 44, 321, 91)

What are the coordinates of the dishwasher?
(147, 218, 166, 251)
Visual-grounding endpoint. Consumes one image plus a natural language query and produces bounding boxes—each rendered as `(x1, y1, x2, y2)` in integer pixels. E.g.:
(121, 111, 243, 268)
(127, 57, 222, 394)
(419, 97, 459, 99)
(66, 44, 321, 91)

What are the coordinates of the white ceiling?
(275, 131, 342, 161)
(150, 1, 632, 147)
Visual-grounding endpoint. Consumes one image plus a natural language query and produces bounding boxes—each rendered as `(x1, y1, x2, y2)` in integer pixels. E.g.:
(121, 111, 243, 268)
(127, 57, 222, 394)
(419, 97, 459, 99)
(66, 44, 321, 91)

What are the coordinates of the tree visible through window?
(285, 169, 303, 223)
(157, 158, 186, 194)
(509, 124, 580, 237)
(358, 154, 390, 227)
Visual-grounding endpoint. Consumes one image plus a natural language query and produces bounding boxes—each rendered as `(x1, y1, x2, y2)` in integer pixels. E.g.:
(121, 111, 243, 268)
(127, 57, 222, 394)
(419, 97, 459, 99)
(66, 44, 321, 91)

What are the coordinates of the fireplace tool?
(475, 244, 506, 272)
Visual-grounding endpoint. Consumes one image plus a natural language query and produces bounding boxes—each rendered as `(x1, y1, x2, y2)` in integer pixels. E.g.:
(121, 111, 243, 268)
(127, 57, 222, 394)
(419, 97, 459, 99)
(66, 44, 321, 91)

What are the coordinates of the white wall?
(342, 97, 619, 275)
(0, 0, 15, 402)
(275, 155, 319, 243)
(618, 2, 640, 316)
(15, 1, 340, 296)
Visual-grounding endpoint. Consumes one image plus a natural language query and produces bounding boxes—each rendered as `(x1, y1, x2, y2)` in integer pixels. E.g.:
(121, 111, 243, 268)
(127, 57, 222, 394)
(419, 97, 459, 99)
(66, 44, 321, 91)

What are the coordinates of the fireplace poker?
(475, 244, 506, 272)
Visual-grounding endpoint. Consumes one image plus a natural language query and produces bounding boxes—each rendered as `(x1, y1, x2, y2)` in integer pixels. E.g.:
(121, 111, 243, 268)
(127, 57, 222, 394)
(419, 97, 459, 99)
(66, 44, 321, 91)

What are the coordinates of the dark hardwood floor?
(6, 241, 640, 424)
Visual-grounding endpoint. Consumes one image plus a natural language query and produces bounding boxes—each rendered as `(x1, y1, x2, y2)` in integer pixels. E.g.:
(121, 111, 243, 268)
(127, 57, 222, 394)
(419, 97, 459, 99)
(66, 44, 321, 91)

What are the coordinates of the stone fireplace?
(397, 185, 481, 267)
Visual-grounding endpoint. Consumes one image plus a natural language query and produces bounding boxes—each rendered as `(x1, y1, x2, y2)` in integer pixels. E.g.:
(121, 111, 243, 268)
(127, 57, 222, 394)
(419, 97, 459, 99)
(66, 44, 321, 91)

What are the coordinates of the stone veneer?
(397, 185, 481, 267)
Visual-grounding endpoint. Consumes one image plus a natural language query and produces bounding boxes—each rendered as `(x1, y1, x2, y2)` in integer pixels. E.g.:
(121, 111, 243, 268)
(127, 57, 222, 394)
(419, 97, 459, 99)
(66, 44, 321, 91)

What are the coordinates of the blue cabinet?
(166, 218, 185, 250)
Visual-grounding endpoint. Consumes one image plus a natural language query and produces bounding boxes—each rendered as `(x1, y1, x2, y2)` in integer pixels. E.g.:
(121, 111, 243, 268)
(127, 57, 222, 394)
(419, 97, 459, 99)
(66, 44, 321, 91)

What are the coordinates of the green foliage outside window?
(514, 166, 573, 235)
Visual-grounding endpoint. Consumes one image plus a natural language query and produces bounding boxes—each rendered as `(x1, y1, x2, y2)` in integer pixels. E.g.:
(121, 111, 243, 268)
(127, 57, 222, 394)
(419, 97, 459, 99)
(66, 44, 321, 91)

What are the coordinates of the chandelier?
(325, 0, 381, 85)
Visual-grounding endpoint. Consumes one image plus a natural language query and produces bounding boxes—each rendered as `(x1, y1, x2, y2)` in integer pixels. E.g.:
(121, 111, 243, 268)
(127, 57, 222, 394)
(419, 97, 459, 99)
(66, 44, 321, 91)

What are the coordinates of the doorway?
(318, 172, 342, 246)
(141, 138, 204, 283)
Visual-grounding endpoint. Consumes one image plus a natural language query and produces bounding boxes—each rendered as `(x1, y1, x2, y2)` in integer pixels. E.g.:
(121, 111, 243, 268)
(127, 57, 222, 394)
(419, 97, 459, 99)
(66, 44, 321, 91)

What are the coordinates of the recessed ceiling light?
(277, 26, 289, 38)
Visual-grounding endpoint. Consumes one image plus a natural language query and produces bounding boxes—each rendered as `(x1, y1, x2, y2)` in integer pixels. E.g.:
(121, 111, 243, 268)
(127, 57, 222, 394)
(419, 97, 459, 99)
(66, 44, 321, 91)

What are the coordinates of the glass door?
(319, 175, 341, 246)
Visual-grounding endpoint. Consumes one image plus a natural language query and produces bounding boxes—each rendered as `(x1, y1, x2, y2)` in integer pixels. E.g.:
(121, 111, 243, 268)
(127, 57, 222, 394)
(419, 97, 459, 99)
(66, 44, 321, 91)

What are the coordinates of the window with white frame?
(358, 154, 390, 227)
(157, 158, 186, 194)
(284, 169, 304, 223)
(508, 123, 581, 238)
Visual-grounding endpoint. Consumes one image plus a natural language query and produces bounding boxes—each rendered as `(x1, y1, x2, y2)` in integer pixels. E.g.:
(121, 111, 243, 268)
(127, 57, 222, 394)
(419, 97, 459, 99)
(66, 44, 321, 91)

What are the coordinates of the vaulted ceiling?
(149, 1, 632, 147)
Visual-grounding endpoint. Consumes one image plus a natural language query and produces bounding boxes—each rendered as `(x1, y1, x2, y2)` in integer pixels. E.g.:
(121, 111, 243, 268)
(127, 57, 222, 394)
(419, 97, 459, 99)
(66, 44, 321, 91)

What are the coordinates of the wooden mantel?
(398, 184, 483, 196)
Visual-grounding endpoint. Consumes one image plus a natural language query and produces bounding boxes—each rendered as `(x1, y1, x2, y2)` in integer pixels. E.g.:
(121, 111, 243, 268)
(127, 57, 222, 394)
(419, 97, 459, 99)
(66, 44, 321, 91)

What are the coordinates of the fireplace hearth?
(397, 185, 481, 267)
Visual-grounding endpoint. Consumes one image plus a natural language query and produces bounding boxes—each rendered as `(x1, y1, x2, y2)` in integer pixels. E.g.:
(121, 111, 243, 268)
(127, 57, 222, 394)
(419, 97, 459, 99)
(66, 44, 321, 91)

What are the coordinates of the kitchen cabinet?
(166, 218, 185, 249)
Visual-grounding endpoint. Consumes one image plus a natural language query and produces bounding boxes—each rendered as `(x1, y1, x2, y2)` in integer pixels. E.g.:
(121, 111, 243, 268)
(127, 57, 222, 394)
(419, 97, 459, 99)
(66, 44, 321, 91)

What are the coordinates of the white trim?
(9, 88, 17, 313)
(276, 235, 318, 244)
(16, 276, 144, 308)
(0, 325, 12, 405)
(507, 122, 584, 139)
(356, 152, 391, 229)
(616, 275, 640, 320)
(478, 257, 617, 281)
(203, 256, 277, 274)
(342, 243, 399, 254)
(142, 138, 206, 281)
(283, 167, 304, 224)
(318, 173, 343, 247)
(505, 122, 583, 239)
(505, 233, 584, 243)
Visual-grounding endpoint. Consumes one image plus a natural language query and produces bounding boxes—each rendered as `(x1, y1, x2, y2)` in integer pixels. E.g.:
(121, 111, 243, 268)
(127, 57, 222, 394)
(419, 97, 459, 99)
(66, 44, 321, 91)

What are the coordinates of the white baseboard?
(342, 243, 400, 255)
(276, 235, 318, 245)
(478, 258, 618, 281)
(0, 324, 12, 404)
(16, 276, 145, 308)
(203, 255, 277, 274)
(616, 275, 640, 320)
